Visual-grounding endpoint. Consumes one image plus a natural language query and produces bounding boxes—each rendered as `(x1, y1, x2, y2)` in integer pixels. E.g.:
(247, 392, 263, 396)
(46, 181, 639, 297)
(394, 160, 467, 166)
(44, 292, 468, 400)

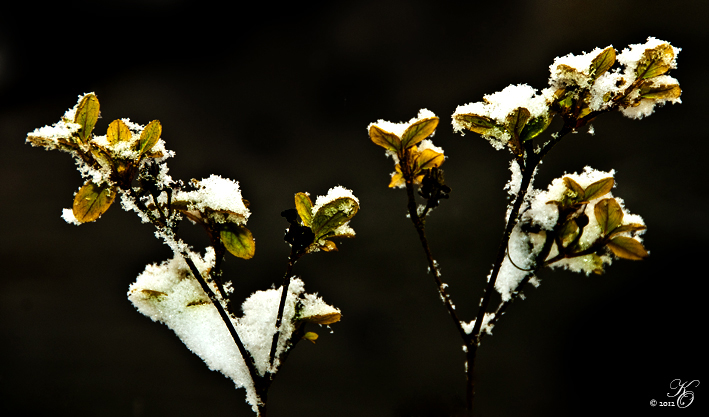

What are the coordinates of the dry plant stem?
(269, 249, 298, 368)
(401, 152, 468, 343)
(465, 125, 574, 411)
(130, 187, 268, 415)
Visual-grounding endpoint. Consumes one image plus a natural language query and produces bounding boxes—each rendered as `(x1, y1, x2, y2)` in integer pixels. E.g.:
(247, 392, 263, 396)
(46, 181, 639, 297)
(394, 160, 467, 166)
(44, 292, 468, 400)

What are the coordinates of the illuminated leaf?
(520, 114, 553, 142)
(300, 312, 341, 325)
(303, 332, 319, 344)
(141, 289, 167, 299)
(220, 224, 255, 259)
(107, 119, 132, 145)
(74, 94, 100, 144)
(415, 148, 445, 171)
(454, 114, 499, 136)
(369, 125, 401, 152)
(607, 236, 649, 260)
(72, 180, 116, 223)
(594, 198, 623, 236)
(635, 43, 674, 80)
(563, 177, 585, 199)
(318, 240, 338, 252)
(311, 197, 359, 240)
(294, 192, 314, 227)
(401, 117, 439, 149)
(638, 83, 682, 100)
(559, 219, 579, 247)
(389, 165, 405, 188)
(589, 47, 616, 80)
(607, 223, 647, 239)
(137, 120, 162, 155)
(583, 177, 614, 201)
(505, 107, 531, 139)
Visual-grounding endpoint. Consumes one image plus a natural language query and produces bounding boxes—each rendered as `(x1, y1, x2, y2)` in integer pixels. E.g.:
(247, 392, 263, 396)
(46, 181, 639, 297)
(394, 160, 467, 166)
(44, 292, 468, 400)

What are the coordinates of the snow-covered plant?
(26, 94, 359, 416)
(369, 36, 679, 413)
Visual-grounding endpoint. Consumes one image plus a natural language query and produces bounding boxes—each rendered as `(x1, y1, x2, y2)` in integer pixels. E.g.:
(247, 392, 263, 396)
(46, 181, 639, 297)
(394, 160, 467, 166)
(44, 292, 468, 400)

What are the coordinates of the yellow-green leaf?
(563, 177, 585, 199)
(294, 192, 314, 227)
(635, 43, 674, 80)
(74, 93, 100, 144)
(520, 114, 553, 142)
(369, 125, 401, 152)
(505, 107, 531, 139)
(220, 224, 255, 259)
(73, 181, 116, 223)
(583, 177, 614, 201)
(300, 312, 341, 325)
(638, 83, 682, 100)
(311, 197, 359, 240)
(607, 236, 649, 260)
(594, 198, 623, 236)
(454, 114, 499, 136)
(318, 240, 338, 252)
(589, 47, 616, 80)
(607, 223, 647, 239)
(414, 148, 445, 171)
(389, 165, 405, 188)
(303, 332, 319, 343)
(559, 219, 579, 247)
(401, 117, 439, 149)
(107, 119, 132, 145)
(137, 120, 162, 155)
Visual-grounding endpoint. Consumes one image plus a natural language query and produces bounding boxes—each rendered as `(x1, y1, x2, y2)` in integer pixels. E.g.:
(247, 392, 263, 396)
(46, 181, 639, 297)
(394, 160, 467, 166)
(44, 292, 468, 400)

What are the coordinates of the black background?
(1, 1, 705, 416)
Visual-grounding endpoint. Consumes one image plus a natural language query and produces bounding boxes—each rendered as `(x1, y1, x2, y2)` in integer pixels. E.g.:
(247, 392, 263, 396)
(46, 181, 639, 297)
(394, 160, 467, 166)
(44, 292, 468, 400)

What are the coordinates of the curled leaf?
(563, 177, 585, 199)
(220, 224, 255, 259)
(72, 180, 116, 223)
(303, 332, 319, 344)
(607, 236, 649, 260)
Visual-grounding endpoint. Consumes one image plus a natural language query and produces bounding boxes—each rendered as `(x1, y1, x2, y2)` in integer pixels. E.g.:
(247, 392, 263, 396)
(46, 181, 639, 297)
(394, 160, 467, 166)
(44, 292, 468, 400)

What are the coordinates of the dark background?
(1, 1, 705, 416)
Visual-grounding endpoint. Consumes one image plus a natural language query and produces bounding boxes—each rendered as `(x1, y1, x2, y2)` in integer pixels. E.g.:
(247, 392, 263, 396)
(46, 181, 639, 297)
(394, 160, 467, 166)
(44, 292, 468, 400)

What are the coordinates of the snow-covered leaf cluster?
(452, 37, 681, 152)
(128, 248, 341, 412)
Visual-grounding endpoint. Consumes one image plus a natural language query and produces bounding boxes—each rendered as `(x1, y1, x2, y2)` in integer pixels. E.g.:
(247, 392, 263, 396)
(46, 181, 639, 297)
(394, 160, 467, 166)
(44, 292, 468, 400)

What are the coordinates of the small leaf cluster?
(27, 93, 165, 223)
(452, 38, 682, 155)
(368, 115, 444, 188)
(283, 190, 359, 256)
(542, 176, 648, 273)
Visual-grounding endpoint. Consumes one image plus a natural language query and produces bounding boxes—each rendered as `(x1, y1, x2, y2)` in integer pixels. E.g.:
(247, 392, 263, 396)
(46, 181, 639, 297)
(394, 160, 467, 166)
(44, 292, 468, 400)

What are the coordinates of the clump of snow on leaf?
(367, 108, 437, 138)
(128, 249, 340, 413)
(173, 175, 250, 225)
(452, 84, 549, 150)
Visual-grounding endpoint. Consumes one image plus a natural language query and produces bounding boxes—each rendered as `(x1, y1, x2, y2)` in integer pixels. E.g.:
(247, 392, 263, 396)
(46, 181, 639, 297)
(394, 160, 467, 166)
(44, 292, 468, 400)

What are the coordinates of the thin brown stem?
(269, 248, 298, 368)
